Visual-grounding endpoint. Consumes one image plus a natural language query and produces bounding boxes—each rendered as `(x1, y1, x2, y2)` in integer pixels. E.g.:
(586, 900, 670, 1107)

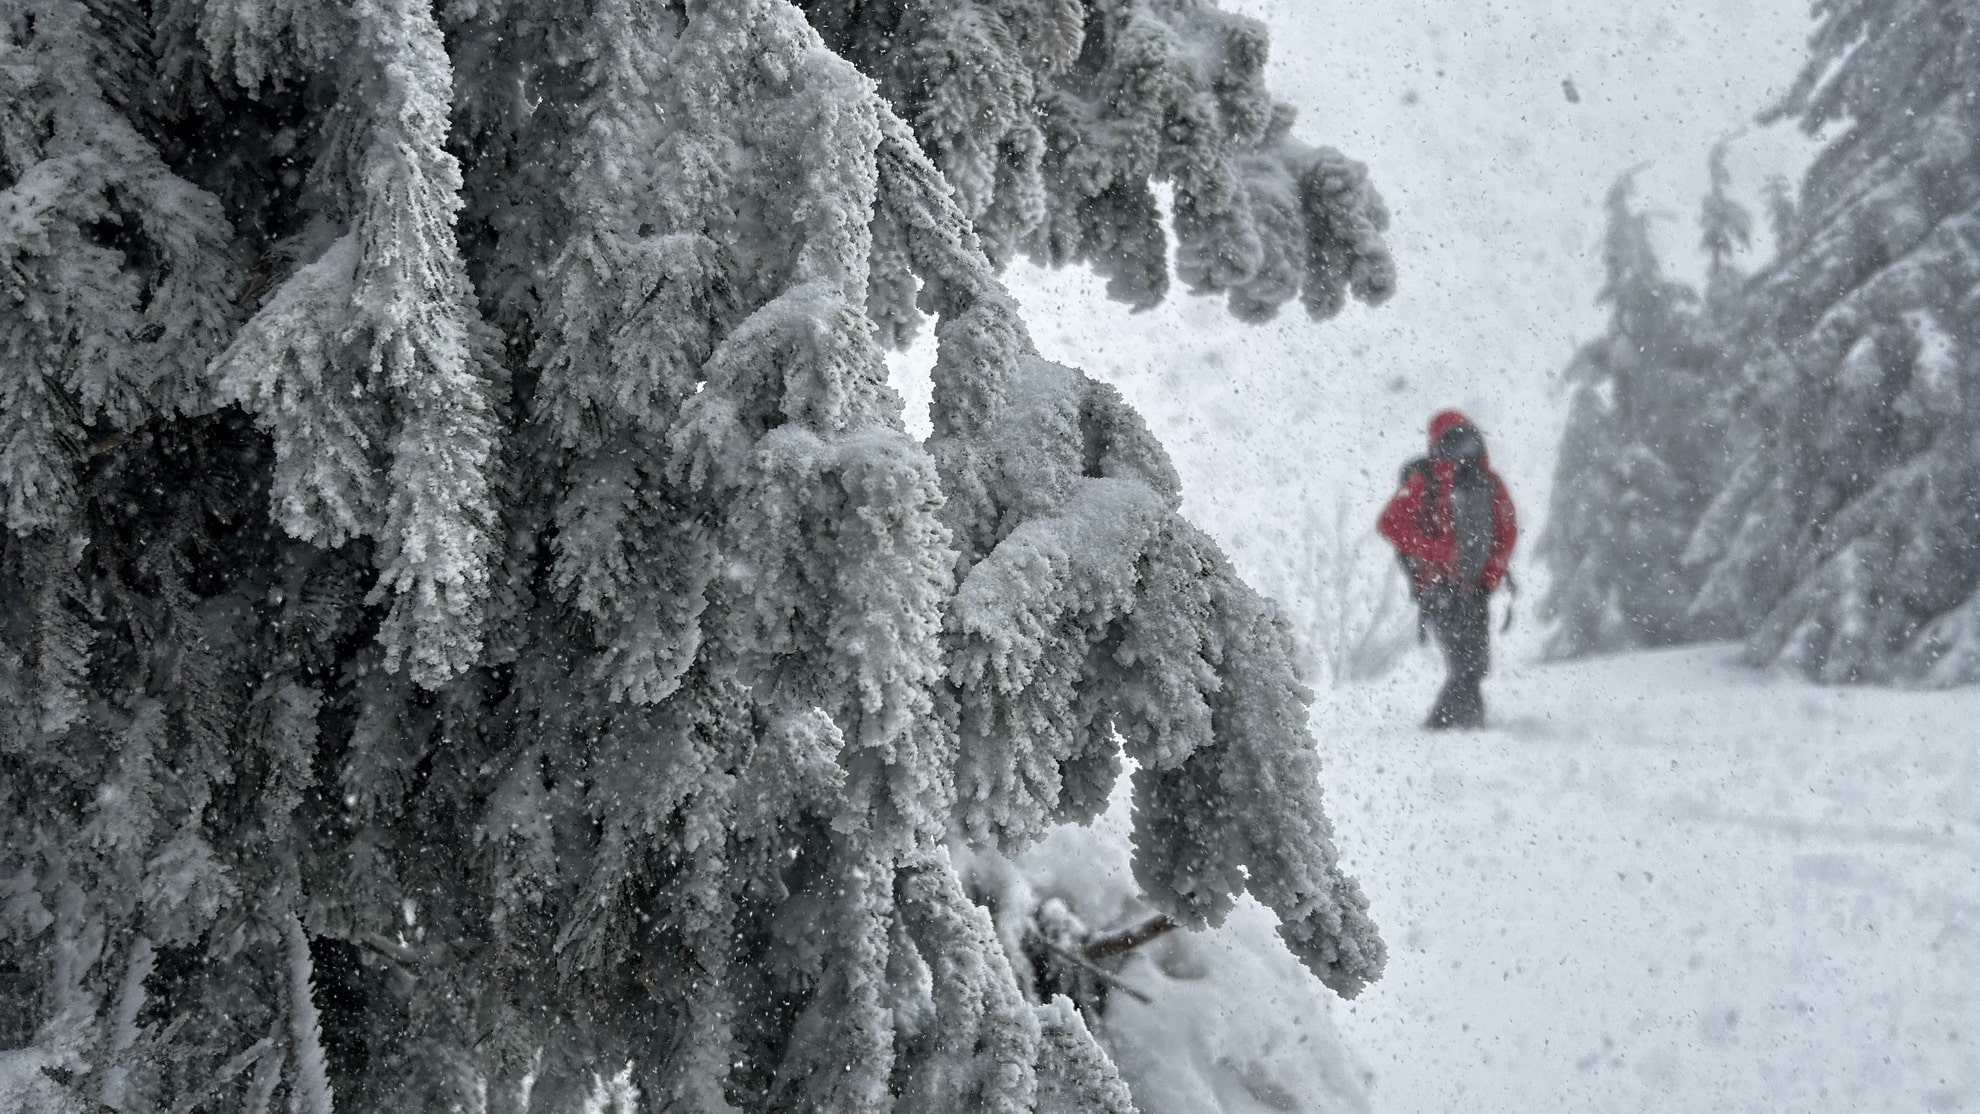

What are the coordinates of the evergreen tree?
(1539, 172, 1719, 656)
(0, 0, 1390, 1109)
(1699, 140, 1754, 308)
(800, 0, 1397, 328)
(1686, 0, 1980, 683)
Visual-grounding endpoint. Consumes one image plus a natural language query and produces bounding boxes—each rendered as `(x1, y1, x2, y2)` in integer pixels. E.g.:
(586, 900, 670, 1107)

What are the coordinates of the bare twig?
(1081, 914, 1178, 962)
(1035, 937, 1154, 1005)
(84, 431, 130, 460)
(358, 934, 417, 968)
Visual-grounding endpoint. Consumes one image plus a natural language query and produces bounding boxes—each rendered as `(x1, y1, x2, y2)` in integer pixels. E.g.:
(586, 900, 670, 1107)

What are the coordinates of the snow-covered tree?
(1540, 172, 1722, 656)
(1685, 0, 1980, 683)
(801, 0, 1396, 328)
(1699, 140, 1754, 307)
(0, 0, 1390, 1109)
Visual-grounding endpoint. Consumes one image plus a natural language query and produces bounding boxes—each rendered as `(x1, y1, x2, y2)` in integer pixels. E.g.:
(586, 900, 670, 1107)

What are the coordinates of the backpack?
(1395, 455, 1516, 630)
(1396, 455, 1490, 539)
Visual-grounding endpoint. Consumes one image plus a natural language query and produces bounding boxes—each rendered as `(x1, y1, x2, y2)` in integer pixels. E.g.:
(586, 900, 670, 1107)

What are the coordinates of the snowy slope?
(1004, 637, 1978, 1114)
(1319, 644, 1980, 1113)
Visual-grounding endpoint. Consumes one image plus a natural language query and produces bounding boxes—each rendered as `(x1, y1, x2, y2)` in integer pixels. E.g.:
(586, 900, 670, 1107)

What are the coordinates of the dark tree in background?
(1689, 0, 1980, 683)
(0, 0, 1392, 1109)
(1539, 173, 1722, 656)
(1548, 0, 1980, 684)
(1699, 140, 1754, 307)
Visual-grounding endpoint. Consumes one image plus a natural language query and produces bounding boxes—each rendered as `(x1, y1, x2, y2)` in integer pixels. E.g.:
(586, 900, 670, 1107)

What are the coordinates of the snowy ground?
(1317, 643, 1980, 1113)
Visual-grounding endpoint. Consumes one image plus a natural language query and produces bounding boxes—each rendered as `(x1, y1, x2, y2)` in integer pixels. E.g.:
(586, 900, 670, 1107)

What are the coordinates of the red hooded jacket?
(1378, 410, 1517, 594)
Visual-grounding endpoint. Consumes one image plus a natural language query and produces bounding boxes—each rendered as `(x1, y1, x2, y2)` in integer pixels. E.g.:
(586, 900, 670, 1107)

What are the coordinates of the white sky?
(958, 0, 1824, 623)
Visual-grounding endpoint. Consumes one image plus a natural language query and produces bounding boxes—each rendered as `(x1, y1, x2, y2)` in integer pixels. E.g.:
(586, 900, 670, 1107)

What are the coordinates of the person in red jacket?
(1378, 410, 1517, 728)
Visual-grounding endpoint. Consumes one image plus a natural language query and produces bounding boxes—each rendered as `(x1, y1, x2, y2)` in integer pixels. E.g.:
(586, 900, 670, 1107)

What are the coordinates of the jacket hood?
(1428, 409, 1480, 450)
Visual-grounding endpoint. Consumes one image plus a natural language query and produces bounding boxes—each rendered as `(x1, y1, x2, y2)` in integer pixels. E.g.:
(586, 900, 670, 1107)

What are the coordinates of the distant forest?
(1542, 0, 1980, 686)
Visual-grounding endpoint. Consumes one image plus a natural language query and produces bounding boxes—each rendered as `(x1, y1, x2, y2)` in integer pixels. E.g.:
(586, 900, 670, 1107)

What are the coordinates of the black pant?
(1421, 587, 1490, 728)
